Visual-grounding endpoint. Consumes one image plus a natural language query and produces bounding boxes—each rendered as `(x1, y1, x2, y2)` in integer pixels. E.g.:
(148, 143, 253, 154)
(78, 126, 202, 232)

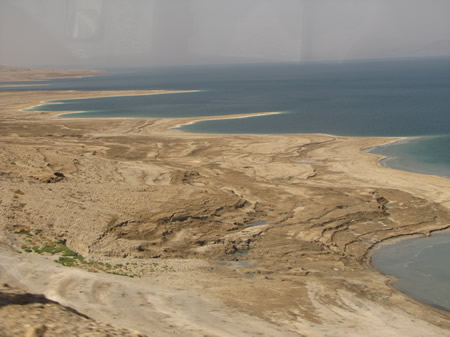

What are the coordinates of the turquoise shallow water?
(14, 58, 449, 178)
(366, 135, 450, 178)
(1, 58, 450, 312)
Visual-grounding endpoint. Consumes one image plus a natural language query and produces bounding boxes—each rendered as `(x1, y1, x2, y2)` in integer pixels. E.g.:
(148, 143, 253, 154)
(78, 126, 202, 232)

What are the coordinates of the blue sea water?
(7, 58, 448, 178)
(2, 58, 450, 312)
(2, 59, 449, 177)
(366, 135, 450, 179)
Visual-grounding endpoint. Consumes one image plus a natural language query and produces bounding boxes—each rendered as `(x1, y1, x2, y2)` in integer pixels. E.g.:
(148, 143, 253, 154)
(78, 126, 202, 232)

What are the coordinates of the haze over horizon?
(1, 0, 450, 68)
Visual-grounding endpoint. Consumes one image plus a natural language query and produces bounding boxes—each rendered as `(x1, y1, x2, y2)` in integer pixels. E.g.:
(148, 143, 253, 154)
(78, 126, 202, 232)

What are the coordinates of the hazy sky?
(1, 0, 450, 68)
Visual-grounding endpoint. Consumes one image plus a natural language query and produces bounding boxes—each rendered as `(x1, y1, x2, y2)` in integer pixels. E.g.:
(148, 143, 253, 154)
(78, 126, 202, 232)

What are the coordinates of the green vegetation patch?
(14, 232, 168, 278)
(31, 241, 80, 257)
(56, 255, 84, 267)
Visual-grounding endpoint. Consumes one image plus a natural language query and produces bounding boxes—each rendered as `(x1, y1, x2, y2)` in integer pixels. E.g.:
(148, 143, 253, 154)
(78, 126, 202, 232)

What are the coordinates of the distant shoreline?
(29, 90, 450, 180)
(1, 68, 450, 335)
(21, 90, 202, 118)
(364, 136, 450, 180)
(0, 66, 106, 82)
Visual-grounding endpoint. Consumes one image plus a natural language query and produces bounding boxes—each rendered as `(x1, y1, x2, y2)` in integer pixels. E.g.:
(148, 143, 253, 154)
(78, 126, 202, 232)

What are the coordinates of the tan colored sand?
(0, 65, 105, 82)
(1, 70, 450, 336)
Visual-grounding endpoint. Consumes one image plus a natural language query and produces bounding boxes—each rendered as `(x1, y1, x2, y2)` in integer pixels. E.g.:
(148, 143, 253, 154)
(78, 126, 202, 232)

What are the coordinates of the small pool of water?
(232, 249, 250, 258)
(247, 220, 268, 227)
(371, 231, 450, 312)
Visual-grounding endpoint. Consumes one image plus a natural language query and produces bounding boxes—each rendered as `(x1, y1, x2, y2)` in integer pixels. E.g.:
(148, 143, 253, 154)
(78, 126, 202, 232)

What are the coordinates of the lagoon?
(372, 231, 450, 312)
(11, 58, 449, 178)
(2, 57, 450, 314)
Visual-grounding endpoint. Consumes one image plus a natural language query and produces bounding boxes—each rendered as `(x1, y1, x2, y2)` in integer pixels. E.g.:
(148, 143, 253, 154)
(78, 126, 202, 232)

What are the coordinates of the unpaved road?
(0, 249, 301, 337)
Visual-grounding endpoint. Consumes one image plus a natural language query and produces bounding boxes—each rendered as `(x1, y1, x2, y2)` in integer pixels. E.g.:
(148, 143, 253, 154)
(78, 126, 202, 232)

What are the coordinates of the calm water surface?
(9, 58, 448, 177)
(2, 58, 450, 312)
(366, 135, 450, 178)
(372, 231, 450, 312)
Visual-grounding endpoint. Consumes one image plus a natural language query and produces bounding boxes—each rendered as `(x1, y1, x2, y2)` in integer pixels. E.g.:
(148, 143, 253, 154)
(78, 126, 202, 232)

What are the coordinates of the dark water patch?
(247, 220, 268, 227)
(227, 249, 259, 268)
(232, 249, 249, 258)
(372, 231, 450, 312)
(233, 261, 258, 268)
(243, 272, 256, 279)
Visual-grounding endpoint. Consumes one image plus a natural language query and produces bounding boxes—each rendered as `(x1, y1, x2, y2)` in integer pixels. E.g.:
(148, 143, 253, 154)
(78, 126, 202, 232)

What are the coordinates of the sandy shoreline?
(22, 89, 202, 117)
(1, 71, 450, 336)
(364, 136, 450, 180)
(171, 111, 285, 129)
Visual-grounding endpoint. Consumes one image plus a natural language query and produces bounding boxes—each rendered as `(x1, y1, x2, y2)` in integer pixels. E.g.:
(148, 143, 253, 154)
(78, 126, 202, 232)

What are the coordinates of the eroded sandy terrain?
(1, 70, 450, 336)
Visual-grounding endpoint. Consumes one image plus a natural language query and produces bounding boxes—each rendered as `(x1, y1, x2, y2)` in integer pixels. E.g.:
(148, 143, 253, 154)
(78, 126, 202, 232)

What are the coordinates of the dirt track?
(0, 249, 303, 337)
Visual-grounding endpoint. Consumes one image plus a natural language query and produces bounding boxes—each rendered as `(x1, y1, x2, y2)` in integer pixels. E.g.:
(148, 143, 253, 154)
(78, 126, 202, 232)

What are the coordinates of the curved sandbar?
(170, 111, 285, 130)
(24, 89, 203, 118)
